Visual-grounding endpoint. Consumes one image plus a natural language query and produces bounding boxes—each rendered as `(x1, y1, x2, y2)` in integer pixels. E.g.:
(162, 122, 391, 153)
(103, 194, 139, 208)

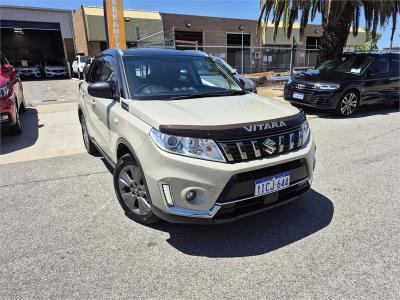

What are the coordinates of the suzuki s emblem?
(296, 84, 305, 89)
(262, 138, 277, 154)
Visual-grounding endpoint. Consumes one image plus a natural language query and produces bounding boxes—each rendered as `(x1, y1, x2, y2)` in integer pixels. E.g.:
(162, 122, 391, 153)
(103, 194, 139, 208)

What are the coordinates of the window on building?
(306, 37, 320, 50)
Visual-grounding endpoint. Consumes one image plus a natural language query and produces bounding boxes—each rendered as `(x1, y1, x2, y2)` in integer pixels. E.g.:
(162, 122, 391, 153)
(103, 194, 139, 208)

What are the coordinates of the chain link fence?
(136, 27, 175, 49)
(201, 46, 320, 75)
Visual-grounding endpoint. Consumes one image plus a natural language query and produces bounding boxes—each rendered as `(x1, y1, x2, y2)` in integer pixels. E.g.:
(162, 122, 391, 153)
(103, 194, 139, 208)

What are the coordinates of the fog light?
(1, 115, 9, 121)
(162, 184, 174, 206)
(185, 190, 196, 201)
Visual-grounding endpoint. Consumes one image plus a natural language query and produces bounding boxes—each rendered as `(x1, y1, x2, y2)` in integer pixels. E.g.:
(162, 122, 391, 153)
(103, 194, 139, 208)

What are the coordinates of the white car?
(45, 64, 68, 78)
(78, 49, 316, 225)
(13, 61, 41, 79)
(72, 55, 91, 79)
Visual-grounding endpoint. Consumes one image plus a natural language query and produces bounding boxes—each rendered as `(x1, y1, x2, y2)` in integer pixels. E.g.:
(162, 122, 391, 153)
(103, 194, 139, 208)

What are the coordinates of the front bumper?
(138, 133, 316, 224)
(284, 84, 340, 110)
(18, 71, 41, 78)
(45, 70, 68, 77)
(0, 98, 17, 127)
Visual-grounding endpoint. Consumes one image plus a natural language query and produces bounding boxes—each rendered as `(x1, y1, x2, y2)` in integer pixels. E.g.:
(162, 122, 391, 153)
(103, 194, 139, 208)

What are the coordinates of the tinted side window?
(100, 61, 113, 82)
(390, 55, 400, 74)
(369, 57, 390, 74)
(89, 60, 103, 83)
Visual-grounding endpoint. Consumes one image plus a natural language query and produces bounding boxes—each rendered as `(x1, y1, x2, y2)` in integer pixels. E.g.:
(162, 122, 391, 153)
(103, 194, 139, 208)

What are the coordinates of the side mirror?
(2, 64, 15, 76)
(233, 68, 238, 74)
(238, 78, 246, 87)
(88, 81, 116, 99)
(85, 59, 92, 65)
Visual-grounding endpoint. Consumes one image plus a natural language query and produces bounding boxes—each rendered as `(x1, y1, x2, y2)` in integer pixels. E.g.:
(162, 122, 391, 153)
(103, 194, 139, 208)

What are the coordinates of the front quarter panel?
(109, 98, 153, 163)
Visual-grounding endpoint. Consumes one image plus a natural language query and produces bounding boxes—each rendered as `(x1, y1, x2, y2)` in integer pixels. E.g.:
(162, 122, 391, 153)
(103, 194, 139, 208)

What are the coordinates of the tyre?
(113, 154, 159, 225)
(19, 93, 26, 113)
(336, 91, 359, 117)
(9, 102, 22, 135)
(79, 113, 98, 155)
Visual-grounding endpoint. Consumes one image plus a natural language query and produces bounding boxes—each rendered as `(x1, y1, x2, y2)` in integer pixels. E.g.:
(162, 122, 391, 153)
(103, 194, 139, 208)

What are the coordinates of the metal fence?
(200, 46, 320, 74)
(132, 26, 320, 75)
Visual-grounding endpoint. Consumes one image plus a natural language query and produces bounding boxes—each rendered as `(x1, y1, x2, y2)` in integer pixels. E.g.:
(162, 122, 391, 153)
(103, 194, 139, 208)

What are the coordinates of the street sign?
(104, 0, 126, 49)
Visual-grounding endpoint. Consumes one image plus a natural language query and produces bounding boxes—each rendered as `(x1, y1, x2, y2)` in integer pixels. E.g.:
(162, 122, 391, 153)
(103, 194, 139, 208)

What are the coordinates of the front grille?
(217, 127, 303, 163)
(287, 82, 316, 93)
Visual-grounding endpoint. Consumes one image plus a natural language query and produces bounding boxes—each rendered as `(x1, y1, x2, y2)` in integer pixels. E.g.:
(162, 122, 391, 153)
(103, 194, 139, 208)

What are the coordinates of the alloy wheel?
(118, 165, 151, 216)
(340, 92, 358, 116)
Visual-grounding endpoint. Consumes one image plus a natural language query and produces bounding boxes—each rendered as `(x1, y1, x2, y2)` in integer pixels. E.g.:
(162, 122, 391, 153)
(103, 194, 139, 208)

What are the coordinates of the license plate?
(254, 172, 291, 196)
(293, 92, 304, 100)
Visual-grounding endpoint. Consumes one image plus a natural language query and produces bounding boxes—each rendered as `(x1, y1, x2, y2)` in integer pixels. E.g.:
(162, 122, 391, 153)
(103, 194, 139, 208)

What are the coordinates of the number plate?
(254, 172, 291, 196)
(293, 92, 304, 100)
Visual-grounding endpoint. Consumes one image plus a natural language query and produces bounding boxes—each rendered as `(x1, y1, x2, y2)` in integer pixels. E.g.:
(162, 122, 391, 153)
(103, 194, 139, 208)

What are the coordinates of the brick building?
(72, 6, 164, 56)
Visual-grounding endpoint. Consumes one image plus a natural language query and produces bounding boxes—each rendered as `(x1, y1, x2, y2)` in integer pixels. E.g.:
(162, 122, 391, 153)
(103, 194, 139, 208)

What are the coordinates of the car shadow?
(0, 107, 40, 154)
(150, 189, 333, 258)
(298, 103, 399, 119)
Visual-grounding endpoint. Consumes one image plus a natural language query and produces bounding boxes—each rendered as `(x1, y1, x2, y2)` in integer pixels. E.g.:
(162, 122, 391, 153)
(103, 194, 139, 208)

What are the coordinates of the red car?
(0, 52, 26, 134)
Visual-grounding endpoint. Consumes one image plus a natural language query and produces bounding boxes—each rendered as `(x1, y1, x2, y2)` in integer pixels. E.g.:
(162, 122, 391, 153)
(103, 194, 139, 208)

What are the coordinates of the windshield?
(214, 57, 236, 74)
(123, 55, 244, 100)
(318, 55, 373, 74)
(79, 56, 89, 63)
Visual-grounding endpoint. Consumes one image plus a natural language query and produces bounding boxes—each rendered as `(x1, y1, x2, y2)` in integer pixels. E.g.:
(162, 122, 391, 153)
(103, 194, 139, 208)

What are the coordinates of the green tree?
(356, 32, 382, 51)
(258, 0, 400, 62)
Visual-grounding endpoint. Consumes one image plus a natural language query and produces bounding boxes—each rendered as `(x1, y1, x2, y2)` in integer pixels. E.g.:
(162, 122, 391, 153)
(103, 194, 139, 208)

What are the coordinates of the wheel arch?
(340, 86, 361, 104)
(116, 137, 139, 163)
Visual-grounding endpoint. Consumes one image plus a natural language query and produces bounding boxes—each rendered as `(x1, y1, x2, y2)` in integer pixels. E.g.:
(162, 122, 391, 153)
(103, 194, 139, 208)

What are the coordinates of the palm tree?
(257, 0, 400, 62)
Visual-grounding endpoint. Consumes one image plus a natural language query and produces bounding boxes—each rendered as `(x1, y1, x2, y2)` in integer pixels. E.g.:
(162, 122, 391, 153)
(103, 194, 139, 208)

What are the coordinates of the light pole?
(239, 25, 244, 74)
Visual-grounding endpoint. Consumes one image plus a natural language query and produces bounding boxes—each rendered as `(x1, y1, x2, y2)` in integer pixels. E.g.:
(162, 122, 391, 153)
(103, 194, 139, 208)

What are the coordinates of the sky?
(1, 0, 399, 49)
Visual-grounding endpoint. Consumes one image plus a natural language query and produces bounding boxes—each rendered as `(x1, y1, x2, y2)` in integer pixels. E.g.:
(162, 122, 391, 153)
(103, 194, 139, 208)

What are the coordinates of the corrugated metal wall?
(85, 14, 163, 42)
(0, 5, 74, 38)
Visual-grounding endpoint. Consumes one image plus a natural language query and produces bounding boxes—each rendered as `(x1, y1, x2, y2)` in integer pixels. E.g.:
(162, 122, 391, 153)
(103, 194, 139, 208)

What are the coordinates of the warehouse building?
(73, 6, 164, 56)
(0, 5, 75, 73)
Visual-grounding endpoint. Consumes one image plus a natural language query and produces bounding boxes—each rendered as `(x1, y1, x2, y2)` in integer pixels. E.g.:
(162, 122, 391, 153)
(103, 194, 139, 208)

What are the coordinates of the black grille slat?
(218, 127, 303, 163)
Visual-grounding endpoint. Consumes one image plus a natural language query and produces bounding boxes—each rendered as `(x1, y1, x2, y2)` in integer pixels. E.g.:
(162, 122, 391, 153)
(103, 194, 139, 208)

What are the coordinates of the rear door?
(363, 56, 391, 104)
(388, 54, 400, 102)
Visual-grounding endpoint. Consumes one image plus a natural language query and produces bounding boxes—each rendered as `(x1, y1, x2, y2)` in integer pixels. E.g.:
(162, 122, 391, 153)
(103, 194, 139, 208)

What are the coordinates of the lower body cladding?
(138, 134, 316, 224)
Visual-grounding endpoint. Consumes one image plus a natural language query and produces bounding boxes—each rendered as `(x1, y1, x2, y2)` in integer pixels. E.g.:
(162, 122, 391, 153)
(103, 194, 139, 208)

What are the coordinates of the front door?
(90, 56, 117, 157)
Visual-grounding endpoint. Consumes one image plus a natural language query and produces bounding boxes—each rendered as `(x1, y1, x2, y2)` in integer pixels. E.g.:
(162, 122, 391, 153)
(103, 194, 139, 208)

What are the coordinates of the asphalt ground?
(1, 95, 399, 298)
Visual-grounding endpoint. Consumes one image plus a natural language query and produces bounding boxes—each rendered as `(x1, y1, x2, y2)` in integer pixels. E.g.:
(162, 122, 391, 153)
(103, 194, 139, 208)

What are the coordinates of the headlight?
(150, 128, 226, 162)
(0, 86, 10, 98)
(301, 120, 311, 146)
(314, 83, 340, 90)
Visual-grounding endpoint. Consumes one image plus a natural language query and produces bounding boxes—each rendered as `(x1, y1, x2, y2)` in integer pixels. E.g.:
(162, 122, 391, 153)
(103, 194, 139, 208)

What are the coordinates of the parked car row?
(13, 61, 68, 79)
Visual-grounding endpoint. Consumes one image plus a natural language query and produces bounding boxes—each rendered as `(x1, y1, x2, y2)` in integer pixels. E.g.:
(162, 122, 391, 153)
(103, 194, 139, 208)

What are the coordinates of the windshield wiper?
(168, 90, 246, 100)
